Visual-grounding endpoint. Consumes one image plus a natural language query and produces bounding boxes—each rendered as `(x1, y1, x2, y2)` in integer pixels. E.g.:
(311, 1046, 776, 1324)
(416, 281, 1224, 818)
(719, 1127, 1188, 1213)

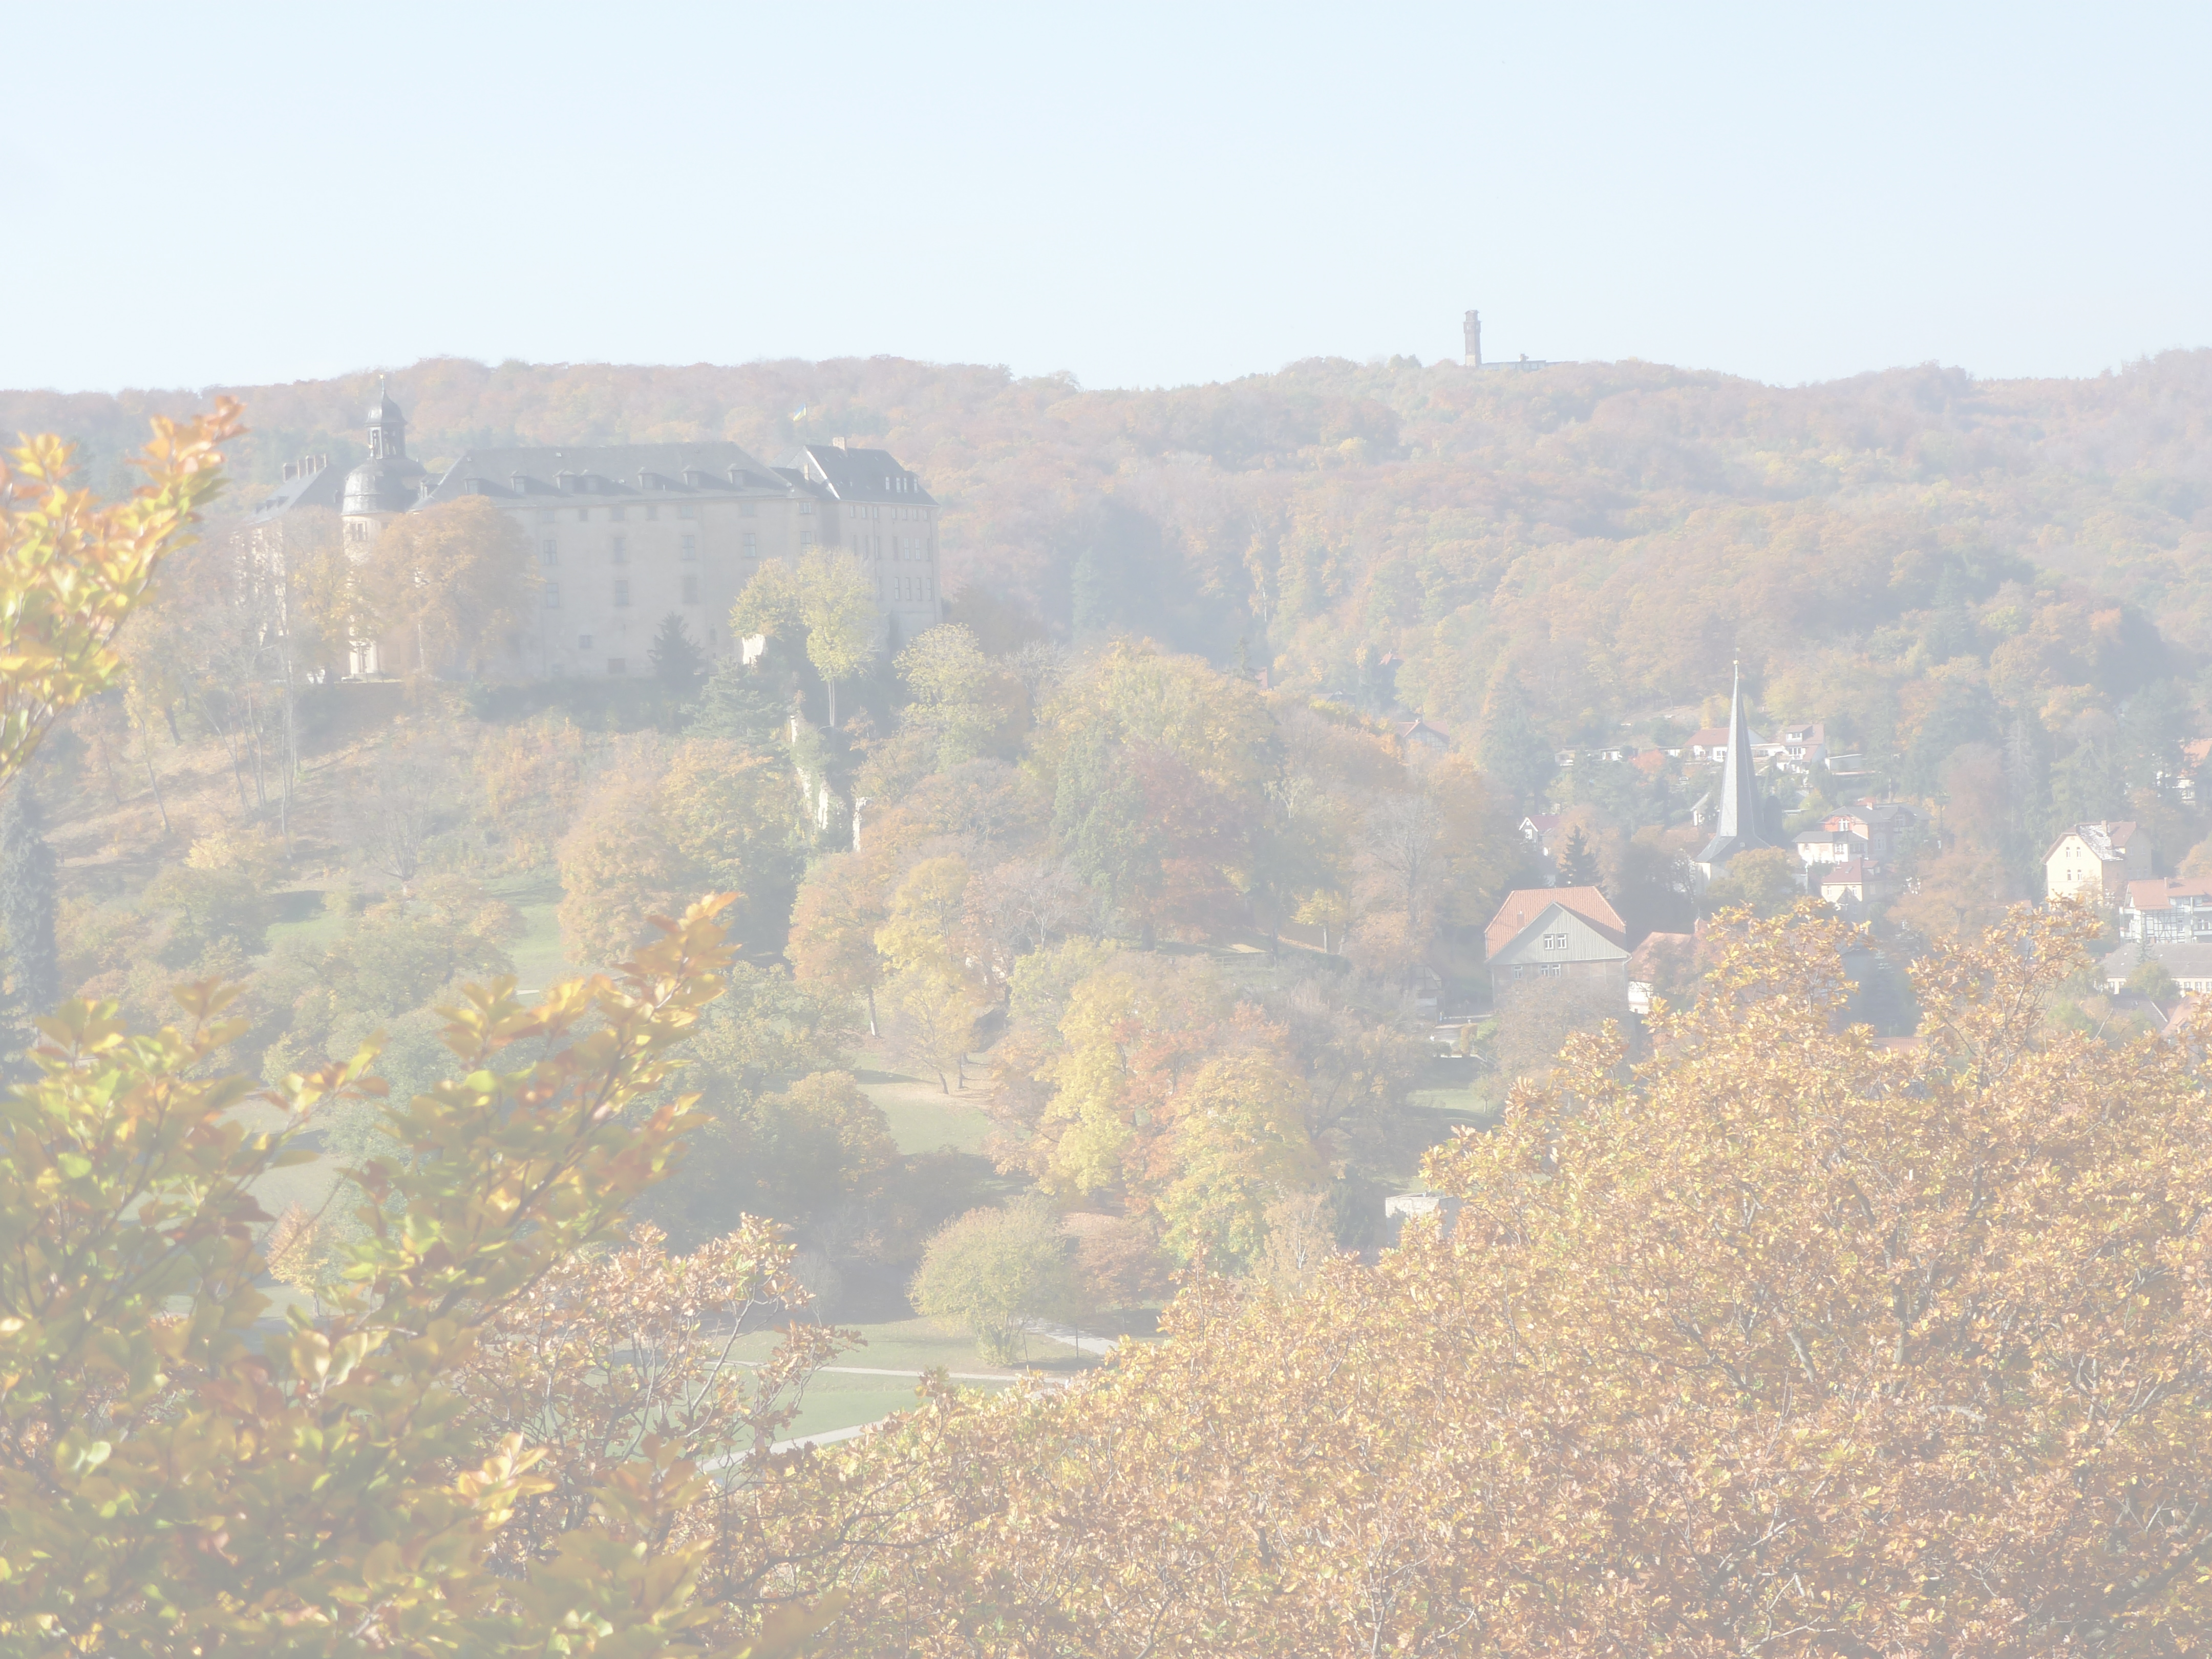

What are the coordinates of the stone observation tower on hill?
(1463, 309, 1482, 368)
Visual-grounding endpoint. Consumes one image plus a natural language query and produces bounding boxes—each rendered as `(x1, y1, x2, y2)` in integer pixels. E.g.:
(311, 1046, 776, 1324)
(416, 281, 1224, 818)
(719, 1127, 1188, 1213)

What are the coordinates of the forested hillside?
(14, 350, 2212, 849)
(9, 365, 2212, 1650)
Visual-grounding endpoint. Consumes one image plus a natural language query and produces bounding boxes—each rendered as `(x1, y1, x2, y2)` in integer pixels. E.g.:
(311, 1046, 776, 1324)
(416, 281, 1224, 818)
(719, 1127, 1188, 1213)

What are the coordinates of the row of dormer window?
(536, 502, 760, 523)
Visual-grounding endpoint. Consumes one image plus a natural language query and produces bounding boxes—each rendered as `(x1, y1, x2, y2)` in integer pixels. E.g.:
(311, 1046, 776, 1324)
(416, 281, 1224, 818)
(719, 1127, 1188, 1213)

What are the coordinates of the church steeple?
(1696, 662, 1773, 876)
(366, 379, 407, 461)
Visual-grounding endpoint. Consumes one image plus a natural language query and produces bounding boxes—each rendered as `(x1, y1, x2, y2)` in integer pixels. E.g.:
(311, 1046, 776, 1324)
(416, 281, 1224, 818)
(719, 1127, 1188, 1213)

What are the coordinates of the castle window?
(543, 583, 561, 609)
(678, 503, 695, 520)
(613, 580, 630, 607)
(541, 539, 557, 566)
(683, 575, 699, 605)
(743, 531, 757, 557)
(611, 536, 627, 564)
(681, 535, 696, 562)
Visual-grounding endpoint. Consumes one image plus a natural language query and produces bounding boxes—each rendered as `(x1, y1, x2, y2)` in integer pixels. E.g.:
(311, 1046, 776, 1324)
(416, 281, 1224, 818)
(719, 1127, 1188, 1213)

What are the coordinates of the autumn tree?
(909, 1197, 1081, 1364)
(558, 735, 804, 962)
(0, 409, 831, 1650)
(730, 547, 877, 727)
(355, 494, 535, 679)
(742, 903, 2212, 1655)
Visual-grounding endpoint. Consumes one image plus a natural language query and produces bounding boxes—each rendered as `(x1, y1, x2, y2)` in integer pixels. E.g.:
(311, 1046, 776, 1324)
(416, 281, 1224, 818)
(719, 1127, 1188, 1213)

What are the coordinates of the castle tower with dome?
(339, 381, 427, 544)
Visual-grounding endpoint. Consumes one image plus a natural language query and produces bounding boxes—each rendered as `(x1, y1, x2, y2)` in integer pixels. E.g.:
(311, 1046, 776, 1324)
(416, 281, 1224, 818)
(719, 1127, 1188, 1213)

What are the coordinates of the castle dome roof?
(342, 453, 426, 517)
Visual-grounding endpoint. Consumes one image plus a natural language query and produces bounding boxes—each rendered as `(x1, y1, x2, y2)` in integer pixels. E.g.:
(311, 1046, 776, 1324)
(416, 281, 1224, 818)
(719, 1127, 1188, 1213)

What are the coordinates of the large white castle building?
(249, 387, 944, 679)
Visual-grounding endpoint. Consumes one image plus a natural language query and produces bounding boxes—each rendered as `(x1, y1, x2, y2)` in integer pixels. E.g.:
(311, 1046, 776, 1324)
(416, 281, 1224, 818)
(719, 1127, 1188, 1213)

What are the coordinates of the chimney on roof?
(283, 461, 296, 481)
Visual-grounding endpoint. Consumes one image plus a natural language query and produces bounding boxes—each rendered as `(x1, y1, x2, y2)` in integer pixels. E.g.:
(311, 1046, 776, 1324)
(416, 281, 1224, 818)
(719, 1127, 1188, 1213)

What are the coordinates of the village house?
(2166, 737, 2212, 804)
(1626, 930, 1696, 1014)
(2097, 940, 2212, 996)
(1823, 802, 1917, 865)
(2045, 821, 2152, 905)
(249, 387, 943, 679)
(1399, 717, 1451, 756)
(1817, 859, 1881, 908)
(1517, 813, 1562, 861)
(1760, 720, 1828, 774)
(1686, 722, 1764, 764)
(1483, 885, 1630, 1003)
(1795, 827, 1868, 867)
(2120, 875, 2212, 942)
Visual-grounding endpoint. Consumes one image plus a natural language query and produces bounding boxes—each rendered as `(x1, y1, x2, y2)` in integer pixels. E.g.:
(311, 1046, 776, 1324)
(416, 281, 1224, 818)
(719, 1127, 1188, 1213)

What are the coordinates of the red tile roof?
(2125, 876, 2212, 910)
(1484, 886, 1627, 959)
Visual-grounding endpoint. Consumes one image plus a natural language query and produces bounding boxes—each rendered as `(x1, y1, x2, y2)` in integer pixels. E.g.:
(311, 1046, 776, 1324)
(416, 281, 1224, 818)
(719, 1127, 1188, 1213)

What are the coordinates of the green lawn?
(484, 867, 568, 992)
(855, 1068, 993, 1155)
(730, 1313, 1103, 1442)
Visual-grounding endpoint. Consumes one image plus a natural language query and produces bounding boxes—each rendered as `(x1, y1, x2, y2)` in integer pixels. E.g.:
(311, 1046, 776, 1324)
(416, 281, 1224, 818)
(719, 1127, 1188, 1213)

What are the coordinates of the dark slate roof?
(416, 443, 798, 509)
(2100, 941, 2212, 982)
(780, 443, 935, 504)
(249, 461, 346, 521)
(342, 454, 428, 516)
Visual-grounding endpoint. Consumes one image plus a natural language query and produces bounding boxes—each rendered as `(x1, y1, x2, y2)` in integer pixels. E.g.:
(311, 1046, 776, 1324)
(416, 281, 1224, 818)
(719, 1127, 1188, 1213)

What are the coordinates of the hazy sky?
(6, 3, 2206, 393)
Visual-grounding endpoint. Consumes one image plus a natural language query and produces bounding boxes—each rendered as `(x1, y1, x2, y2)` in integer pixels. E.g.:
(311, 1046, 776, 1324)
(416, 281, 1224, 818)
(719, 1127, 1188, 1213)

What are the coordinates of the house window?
(611, 536, 627, 564)
(579, 633, 593, 650)
(800, 530, 815, 549)
(607, 658, 626, 676)
(678, 503, 695, 520)
(542, 582, 560, 608)
(611, 505, 627, 522)
(740, 502, 756, 517)
(577, 507, 591, 522)
(541, 539, 558, 565)
(683, 575, 699, 605)
(613, 580, 630, 607)
(744, 531, 757, 557)
(681, 535, 697, 562)
(645, 505, 657, 521)
(800, 500, 815, 516)
(538, 508, 555, 523)
(1543, 932, 1567, 952)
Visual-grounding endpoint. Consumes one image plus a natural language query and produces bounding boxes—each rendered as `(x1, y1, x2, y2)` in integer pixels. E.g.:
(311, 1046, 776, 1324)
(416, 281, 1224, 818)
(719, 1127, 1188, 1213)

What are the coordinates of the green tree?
(649, 610, 706, 699)
(729, 550, 877, 728)
(1701, 846, 1802, 918)
(1476, 673, 1555, 808)
(897, 623, 1011, 763)
(689, 654, 789, 751)
(909, 1197, 1081, 1364)
(1554, 824, 1600, 886)
(0, 780, 60, 1038)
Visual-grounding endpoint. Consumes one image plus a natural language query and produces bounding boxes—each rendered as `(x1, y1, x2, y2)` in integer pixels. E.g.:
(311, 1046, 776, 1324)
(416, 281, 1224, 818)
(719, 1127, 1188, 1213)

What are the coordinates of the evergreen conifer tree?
(0, 781, 59, 1034)
(689, 654, 790, 753)
(1555, 825, 1601, 887)
(648, 612, 706, 698)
